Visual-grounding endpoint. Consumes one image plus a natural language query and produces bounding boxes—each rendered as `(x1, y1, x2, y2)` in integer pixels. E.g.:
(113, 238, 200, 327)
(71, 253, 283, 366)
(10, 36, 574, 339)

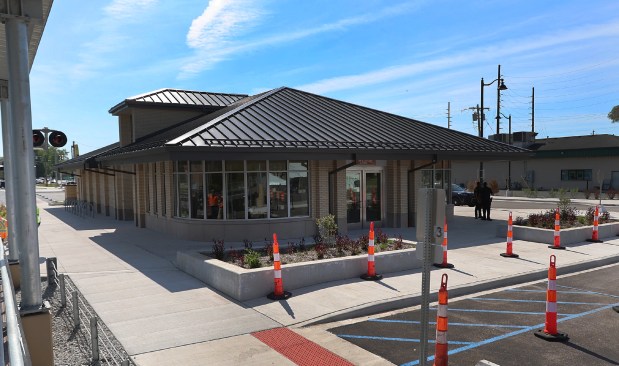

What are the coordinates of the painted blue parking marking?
(429, 307, 565, 316)
(337, 334, 473, 345)
(556, 285, 619, 299)
(506, 288, 594, 295)
(400, 301, 619, 366)
(471, 297, 607, 306)
(368, 319, 529, 329)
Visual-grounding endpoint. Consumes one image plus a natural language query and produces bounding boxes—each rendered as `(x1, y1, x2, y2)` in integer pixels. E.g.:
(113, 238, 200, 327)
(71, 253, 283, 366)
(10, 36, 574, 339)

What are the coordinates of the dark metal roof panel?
(99, 87, 530, 161)
(108, 88, 249, 114)
(55, 142, 120, 170)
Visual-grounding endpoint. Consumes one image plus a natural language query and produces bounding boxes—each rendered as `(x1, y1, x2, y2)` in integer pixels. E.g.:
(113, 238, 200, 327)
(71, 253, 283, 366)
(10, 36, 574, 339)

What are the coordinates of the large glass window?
(174, 160, 309, 220)
(153, 163, 158, 215)
(226, 160, 246, 219)
(248, 172, 268, 219)
(177, 173, 189, 218)
(269, 172, 288, 218)
(561, 169, 592, 181)
(289, 160, 308, 217)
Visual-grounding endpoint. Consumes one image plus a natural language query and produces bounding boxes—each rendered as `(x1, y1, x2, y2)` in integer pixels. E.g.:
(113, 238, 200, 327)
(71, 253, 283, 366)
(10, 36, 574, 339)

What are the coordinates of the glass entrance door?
(346, 170, 382, 229)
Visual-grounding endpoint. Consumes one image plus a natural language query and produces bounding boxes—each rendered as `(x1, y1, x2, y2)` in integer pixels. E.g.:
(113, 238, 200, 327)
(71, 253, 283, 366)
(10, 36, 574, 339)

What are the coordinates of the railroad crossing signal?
(33, 127, 67, 149)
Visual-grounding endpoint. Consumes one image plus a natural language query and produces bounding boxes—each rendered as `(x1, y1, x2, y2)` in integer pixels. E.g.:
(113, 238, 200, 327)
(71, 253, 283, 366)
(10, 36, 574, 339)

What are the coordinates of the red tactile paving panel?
(252, 327, 354, 366)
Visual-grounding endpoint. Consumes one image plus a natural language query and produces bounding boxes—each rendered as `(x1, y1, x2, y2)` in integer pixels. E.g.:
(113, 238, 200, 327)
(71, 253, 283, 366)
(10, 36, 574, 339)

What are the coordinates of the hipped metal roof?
(108, 88, 248, 115)
(65, 86, 532, 168)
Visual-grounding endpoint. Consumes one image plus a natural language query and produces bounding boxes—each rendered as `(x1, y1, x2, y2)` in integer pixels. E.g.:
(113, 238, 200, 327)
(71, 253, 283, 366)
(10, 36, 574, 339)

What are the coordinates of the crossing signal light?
(49, 130, 67, 148)
(33, 130, 45, 147)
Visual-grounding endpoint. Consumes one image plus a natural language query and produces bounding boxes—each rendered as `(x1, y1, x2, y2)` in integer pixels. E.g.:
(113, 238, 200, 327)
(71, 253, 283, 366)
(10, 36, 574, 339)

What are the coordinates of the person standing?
(474, 182, 482, 219)
(481, 182, 493, 221)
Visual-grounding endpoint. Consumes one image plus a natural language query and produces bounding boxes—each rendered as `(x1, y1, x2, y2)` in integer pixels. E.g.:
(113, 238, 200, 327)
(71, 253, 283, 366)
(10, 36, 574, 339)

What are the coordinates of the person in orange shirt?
(207, 190, 219, 219)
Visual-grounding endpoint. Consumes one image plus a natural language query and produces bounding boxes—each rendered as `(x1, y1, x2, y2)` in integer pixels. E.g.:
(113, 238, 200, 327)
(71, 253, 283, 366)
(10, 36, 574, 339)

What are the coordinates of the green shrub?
(316, 214, 338, 246)
(244, 249, 262, 268)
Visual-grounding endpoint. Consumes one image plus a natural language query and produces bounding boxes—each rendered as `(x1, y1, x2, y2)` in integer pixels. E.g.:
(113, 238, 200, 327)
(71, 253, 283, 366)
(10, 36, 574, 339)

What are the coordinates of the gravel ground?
(15, 276, 133, 366)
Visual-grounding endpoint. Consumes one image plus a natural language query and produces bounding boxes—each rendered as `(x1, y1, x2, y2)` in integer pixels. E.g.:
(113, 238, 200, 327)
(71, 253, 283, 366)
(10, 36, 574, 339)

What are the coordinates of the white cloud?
(70, 0, 159, 81)
(104, 0, 157, 21)
(297, 20, 619, 94)
(179, 2, 419, 78)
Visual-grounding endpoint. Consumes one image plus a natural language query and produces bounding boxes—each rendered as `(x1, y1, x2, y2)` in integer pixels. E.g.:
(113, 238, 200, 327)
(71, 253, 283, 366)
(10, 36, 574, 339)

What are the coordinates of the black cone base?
(267, 291, 292, 300)
(500, 253, 520, 258)
(586, 239, 603, 243)
(361, 273, 383, 281)
(548, 245, 566, 250)
(433, 263, 454, 268)
(613, 306, 619, 313)
(534, 329, 569, 342)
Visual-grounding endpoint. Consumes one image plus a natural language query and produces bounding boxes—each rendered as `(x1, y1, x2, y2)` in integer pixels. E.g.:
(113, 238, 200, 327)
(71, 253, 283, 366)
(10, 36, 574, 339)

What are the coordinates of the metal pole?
(73, 291, 80, 328)
(496, 64, 501, 135)
(531, 87, 535, 133)
(479, 79, 485, 183)
(418, 189, 435, 365)
(60, 274, 67, 307)
(46, 257, 57, 285)
(508, 115, 512, 190)
(6, 17, 42, 311)
(0, 237, 31, 365)
(90, 317, 99, 362)
(0, 90, 20, 261)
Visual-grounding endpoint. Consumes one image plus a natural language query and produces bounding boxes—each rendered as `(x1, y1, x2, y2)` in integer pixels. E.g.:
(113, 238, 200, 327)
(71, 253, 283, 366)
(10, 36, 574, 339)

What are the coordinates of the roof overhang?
(0, 0, 52, 80)
(93, 145, 533, 166)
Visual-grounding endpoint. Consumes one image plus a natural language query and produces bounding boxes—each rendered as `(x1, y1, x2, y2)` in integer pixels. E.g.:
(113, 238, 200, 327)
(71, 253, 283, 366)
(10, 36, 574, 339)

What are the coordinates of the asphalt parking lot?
(328, 264, 619, 366)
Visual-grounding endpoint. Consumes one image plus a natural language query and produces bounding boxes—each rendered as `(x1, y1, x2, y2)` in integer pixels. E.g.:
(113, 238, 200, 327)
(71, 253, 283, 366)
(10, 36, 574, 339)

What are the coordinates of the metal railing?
(1, 242, 32, 366)
(48, 260, 133, 366)
(64, 199, 95, 218)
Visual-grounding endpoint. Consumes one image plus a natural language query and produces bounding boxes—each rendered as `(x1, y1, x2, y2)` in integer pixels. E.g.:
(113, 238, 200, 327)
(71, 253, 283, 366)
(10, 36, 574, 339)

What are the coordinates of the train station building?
(56, 87, 528, 242)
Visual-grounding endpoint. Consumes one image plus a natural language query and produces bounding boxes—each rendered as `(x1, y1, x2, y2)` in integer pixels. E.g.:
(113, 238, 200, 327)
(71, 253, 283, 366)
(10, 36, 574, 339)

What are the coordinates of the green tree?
(609, 105, 619, 122)
(35, 147, 68, 182)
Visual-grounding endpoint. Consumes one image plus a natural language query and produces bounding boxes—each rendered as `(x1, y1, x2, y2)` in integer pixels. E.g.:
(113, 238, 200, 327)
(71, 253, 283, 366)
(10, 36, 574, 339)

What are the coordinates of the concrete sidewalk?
(36, 198, 619, 365)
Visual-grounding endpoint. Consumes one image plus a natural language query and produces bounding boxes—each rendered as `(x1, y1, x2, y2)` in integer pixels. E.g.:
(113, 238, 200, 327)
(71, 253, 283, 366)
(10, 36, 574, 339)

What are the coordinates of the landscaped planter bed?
(176, 248, 421, 301)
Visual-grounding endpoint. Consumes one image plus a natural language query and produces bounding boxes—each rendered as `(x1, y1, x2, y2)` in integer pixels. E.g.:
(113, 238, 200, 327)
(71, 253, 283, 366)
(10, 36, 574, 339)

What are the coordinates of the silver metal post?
(6, 16, 42, 311)
(90, 317, 99, 362)
(46, 257, 57, 285)
(72, 291, 80, 328)
(0, 92, 20, 261)
(59, 274, 66, 307)
(419, 189, 435, 365)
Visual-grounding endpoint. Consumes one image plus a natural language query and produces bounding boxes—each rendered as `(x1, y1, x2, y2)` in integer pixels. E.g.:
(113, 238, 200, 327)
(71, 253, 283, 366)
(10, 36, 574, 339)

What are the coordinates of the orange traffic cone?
(548, 208, 565, 250)
(586, 206, 603, 243)
(500, 212, 519, 258)
(267, 233, 291, 300)
(434, 218, 454, 268)
(433, 274, 449, 366)
(361, 222, 383, 281)
(534, 255, 569, 342)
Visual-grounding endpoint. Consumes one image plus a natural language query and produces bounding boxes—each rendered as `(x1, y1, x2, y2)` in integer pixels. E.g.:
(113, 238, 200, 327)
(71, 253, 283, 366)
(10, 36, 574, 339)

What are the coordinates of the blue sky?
(28, 0, 619, 155)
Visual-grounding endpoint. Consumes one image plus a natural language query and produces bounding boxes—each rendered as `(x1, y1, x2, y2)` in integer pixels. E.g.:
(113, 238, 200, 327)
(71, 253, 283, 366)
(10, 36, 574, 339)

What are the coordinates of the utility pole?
(447, 102, 451, 129)
(531, 87, 535, 133)
(496, 64, 504, 135)
(508, 114, 512, 191)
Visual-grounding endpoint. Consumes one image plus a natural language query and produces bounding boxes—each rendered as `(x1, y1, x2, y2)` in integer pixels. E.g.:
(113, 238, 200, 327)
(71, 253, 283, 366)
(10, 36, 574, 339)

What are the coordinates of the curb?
(294, 253, 619, 327)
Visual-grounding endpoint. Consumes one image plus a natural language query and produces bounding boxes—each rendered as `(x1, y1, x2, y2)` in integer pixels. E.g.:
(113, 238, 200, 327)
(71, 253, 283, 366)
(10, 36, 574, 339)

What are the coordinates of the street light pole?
(479, 65, 508, 183)
(496, 64, 502, 135)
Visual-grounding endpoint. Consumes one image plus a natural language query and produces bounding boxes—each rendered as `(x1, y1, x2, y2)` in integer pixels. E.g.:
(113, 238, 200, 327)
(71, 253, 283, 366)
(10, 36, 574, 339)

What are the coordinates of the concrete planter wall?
(496, 222, 619, 245)
(176, 248, 421, 301)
